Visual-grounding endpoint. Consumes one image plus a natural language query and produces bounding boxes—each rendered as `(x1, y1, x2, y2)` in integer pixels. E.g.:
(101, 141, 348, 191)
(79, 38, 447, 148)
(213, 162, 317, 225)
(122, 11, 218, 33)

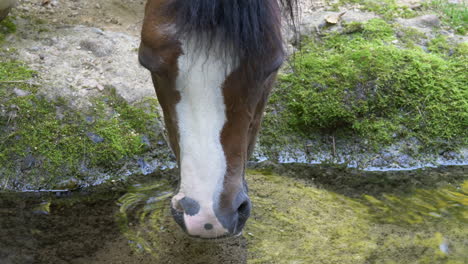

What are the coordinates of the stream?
(0, 164, 467, 264)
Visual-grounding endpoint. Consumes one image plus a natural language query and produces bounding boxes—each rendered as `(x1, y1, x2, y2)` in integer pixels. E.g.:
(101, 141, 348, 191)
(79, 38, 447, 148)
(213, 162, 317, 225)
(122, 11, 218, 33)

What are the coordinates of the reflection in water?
(0, 165, 466, 263)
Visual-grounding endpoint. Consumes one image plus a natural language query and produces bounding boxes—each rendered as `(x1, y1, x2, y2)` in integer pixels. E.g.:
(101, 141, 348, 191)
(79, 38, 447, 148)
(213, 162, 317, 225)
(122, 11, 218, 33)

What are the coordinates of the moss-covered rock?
(0, 59, 170, 190)
(259, 18, 467, 166)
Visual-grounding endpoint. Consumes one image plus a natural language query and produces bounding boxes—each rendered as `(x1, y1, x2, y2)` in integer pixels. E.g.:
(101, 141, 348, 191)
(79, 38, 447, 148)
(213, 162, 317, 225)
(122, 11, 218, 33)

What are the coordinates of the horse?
(139, 0, 296, 239)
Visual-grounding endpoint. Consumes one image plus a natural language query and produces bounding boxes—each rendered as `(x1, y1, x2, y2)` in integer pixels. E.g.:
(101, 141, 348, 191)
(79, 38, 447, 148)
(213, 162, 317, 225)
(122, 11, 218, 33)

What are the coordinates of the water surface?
(1, 165, 466, 264)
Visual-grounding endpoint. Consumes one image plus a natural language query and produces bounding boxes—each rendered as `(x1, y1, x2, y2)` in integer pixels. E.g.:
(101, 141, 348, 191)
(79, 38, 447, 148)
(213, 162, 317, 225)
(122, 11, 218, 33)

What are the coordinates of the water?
(0, 165, 466, 264)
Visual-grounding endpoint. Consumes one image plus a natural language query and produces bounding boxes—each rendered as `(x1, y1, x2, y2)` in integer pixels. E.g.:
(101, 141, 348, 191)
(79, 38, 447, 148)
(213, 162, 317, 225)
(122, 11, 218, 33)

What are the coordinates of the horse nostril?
(237, 200, 251, 220)
(173, 196, 201, 216)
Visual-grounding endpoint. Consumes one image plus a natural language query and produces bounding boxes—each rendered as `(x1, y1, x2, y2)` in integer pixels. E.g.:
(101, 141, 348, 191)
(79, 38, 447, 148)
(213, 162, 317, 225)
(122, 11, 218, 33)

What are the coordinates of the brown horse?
(139, 0, 296, 239)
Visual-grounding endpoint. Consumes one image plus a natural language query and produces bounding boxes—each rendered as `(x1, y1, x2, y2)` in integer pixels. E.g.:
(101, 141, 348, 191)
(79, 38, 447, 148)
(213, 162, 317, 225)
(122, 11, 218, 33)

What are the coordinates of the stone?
(13, 88, 30, 97)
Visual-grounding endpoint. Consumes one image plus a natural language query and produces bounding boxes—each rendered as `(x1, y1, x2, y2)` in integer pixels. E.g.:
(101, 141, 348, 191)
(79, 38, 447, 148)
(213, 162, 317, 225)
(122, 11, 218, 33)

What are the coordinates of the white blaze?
(174, 37, 234, 236)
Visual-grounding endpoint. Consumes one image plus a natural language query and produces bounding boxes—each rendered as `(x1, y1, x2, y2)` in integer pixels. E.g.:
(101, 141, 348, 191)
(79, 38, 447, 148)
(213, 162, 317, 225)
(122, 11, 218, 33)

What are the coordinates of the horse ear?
(138, 44, 162, 73)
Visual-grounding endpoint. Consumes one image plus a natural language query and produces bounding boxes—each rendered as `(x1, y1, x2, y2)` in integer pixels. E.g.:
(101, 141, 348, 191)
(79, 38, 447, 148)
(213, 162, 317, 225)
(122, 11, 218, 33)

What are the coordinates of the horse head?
(139, 0, 295, 239)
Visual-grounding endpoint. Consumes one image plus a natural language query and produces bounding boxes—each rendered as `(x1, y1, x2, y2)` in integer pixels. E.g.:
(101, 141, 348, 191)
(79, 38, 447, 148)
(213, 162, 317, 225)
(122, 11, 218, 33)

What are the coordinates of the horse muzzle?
(170, 192, 251, 239)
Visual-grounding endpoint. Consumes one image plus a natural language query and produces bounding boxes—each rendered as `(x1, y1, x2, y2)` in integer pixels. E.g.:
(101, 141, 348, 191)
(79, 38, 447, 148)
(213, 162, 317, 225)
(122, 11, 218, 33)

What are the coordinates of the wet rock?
(55, 178, 80, 190)
(441, 151, 459, 160)
(137, 158, 153, 175)
(370, 157, 388, 168)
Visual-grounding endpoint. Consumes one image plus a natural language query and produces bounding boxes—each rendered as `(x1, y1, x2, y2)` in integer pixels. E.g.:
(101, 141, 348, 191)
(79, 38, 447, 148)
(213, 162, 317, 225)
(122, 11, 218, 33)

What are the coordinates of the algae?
(115, 166, 468, 264)
(247, 170, 467, 263)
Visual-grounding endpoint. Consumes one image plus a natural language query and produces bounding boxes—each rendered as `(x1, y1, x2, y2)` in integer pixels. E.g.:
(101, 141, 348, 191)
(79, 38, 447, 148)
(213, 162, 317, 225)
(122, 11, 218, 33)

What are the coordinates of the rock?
(137, 158, 153, 175)
(418, 14, 441, 28)
(341, 11, 378, 23)
(397, 14, 441, 33)
(55, 178, 80, 190)
(13, 88, 30, 97)
(325, 12, 346, 24)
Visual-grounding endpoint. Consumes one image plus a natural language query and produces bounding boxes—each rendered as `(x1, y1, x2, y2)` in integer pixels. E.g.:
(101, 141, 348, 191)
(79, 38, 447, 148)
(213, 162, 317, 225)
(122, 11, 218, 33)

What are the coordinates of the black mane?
(165, 0, 297, 65)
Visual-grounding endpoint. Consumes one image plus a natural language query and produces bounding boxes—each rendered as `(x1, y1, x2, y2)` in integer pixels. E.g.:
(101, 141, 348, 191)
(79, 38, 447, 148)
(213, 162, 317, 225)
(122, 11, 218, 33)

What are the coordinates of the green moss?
(266, 19, 467, 151)
(0, 61, 34, 82)
(0, 60, 162, 189)
(0, 17, 16, 43)
(428, 35, 452, 55)
(395, 26, 428, 49)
